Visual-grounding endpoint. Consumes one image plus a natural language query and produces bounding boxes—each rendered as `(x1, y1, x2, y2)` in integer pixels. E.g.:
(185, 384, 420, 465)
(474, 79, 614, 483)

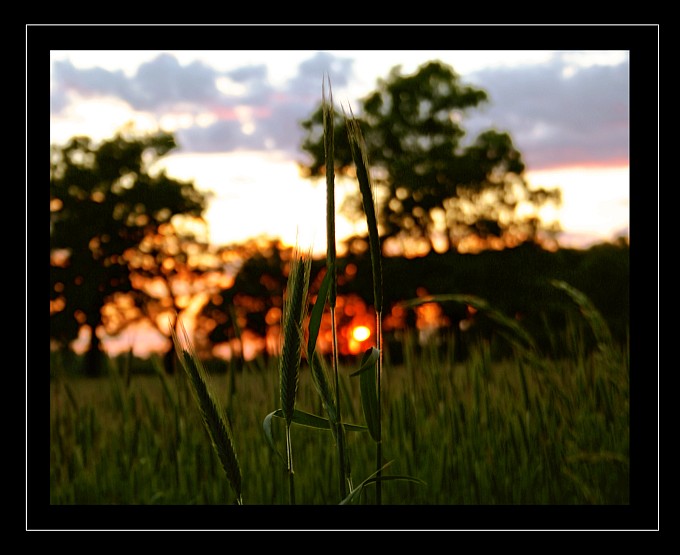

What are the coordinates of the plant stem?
(345, 105, 383, 505)
(325, 76, 349, 500)
(330, 306, 349, 499)
(285, 423, 295, 505)
(375, 312, 383, 505)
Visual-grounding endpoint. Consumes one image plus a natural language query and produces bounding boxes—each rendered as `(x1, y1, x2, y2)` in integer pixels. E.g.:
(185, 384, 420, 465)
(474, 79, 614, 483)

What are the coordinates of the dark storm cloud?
(466, 55, 629, 169)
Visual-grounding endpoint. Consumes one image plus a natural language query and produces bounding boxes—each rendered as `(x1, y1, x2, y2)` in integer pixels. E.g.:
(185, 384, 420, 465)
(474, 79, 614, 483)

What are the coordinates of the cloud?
(52, 54, 226, 113)
(132, 54, 223, 109)
(289, 51, 354, 93)
(226, 64, 268, 83)
(50, 51, 629, 171)
(52, 59, 130, 102)
(50, 88, 70, 115)
(466, 55, 629, 170)
(177, 52, 354, 157)
(177, 119, 260, 153)
(51, 51, 355, 159)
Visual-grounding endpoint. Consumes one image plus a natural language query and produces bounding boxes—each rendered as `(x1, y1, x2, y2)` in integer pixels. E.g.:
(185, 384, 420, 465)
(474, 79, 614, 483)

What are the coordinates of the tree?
(300, 61, 560, 254)
(50, 131, 207, 376)
(197, 239, 290, 364)
(124, 219, 231, 373)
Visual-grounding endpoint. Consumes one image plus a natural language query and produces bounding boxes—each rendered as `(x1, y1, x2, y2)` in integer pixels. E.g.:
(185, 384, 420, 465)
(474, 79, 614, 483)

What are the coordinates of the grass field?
(49, 322, 629, 507)
(47, 85, 631, 519)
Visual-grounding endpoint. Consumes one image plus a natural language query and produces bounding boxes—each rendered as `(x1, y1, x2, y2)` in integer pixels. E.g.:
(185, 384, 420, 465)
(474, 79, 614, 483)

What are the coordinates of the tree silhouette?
(50, 131, 207, 376)
(300, 61, 560, 254)
(125, 220, 231, 373)
(197, 239, 290, 364)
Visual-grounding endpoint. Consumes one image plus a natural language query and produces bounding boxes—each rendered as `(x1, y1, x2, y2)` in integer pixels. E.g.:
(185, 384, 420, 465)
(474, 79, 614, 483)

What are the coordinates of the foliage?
(50, 131, 207, 375)
(199, 241, 289, 351)
(172, 321, 242, 504)
(300, 61, 560, 253)
(193, 239, 629, 364)
(49, 321, 630, 509)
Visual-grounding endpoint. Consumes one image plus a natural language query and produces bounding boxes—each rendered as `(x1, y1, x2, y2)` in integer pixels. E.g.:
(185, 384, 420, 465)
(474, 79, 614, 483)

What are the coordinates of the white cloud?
(467, 56, 629, 169)
(47, 47, 634, 249)
(50, 50, 629, 170)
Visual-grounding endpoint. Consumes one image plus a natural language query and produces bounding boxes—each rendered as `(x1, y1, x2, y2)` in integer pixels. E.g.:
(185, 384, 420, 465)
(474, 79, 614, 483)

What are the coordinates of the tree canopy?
(50, 130, 208, 375)
(300, 61, 560, 254)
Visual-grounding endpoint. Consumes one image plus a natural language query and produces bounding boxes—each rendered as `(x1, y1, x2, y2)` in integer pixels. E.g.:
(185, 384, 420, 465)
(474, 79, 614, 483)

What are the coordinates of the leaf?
(351, 347, 381, 442)
(307, 270, 331, 360)
(263, 408, 366, 457)
(349, 346, 380, 377)
(276, 408, 332, 430)
(339, 461, 426, 505)
(550, 279, 613, 350)
(263, 410, 285, 463)
(400, 294, 536, 351)
(310, 351, 338, 424)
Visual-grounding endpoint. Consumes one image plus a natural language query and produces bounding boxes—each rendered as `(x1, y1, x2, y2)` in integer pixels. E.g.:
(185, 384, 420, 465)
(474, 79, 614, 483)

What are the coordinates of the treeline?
(357, 239, 629, 359)
(54, 239, 629, 375)
(203, 238, 629, 364)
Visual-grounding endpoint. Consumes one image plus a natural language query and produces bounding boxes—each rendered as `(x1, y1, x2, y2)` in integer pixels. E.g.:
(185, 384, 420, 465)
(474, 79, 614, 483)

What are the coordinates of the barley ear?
(279, 250, 312, 426)
(323, 74, 337, 308)
(344, 105, 383, 313)
(171, 319, 242, 504)
(344, 104, 384, 504)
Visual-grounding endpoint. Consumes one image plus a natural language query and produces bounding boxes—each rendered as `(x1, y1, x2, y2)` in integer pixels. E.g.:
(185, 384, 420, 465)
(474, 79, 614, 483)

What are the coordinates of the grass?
(49, 322, 629, 506)
(172, 320, 242, 504)
(323, 75, 350, 500)
(277, 249, 312, 504)
(47, 80, 630, 513)
(345, 100, 386, 504)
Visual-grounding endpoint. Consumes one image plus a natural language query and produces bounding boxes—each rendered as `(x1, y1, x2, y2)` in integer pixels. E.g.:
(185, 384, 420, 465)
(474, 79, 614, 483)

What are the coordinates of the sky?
(49, 47, 631, 253)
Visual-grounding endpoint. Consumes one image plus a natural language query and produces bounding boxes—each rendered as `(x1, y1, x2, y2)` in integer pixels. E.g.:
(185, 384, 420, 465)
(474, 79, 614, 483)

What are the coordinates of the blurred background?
(49, 46, 631, 377)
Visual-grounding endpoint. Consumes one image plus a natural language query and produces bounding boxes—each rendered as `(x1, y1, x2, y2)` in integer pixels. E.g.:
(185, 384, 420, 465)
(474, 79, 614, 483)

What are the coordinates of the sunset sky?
(49, 46, 631, 253)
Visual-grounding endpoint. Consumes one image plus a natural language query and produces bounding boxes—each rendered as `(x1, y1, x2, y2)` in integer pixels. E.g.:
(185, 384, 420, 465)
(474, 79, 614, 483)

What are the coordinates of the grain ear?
(279, 249, 312, 426)
(172, 319, 243, 504)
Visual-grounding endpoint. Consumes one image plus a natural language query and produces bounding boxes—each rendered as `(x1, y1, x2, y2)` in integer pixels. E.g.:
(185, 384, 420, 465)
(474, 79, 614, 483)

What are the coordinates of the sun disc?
(352, 325, 371, 342)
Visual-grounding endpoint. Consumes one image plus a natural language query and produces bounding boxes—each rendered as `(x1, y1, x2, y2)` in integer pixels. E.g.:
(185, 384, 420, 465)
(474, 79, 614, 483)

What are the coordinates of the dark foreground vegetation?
(46, 60, 637, 526)
(196, 239, 630, 366)
(50, 304, 629, 508)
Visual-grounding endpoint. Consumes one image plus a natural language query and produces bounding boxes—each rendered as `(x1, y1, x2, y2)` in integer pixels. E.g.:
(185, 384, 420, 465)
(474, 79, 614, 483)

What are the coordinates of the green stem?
(286, 423, 295, 505)
(375, 311, 383, 505)
(331, 307, 349, 499)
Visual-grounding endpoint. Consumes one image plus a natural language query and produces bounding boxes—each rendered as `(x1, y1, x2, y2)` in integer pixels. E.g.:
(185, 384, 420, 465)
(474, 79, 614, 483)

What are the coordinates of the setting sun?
(352, 325, 371, 342)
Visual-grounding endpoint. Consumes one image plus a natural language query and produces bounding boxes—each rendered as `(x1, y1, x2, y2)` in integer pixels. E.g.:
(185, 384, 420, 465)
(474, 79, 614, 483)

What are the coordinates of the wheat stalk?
(171, 319, 242, 505)
(323, 74, 337, 311)
(322, 75, 353, 499)
(279, 249, 312, 503)
(344, 105, 384, 504)
(279, 251, 312, 425)
(344, 107, 383, 315)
